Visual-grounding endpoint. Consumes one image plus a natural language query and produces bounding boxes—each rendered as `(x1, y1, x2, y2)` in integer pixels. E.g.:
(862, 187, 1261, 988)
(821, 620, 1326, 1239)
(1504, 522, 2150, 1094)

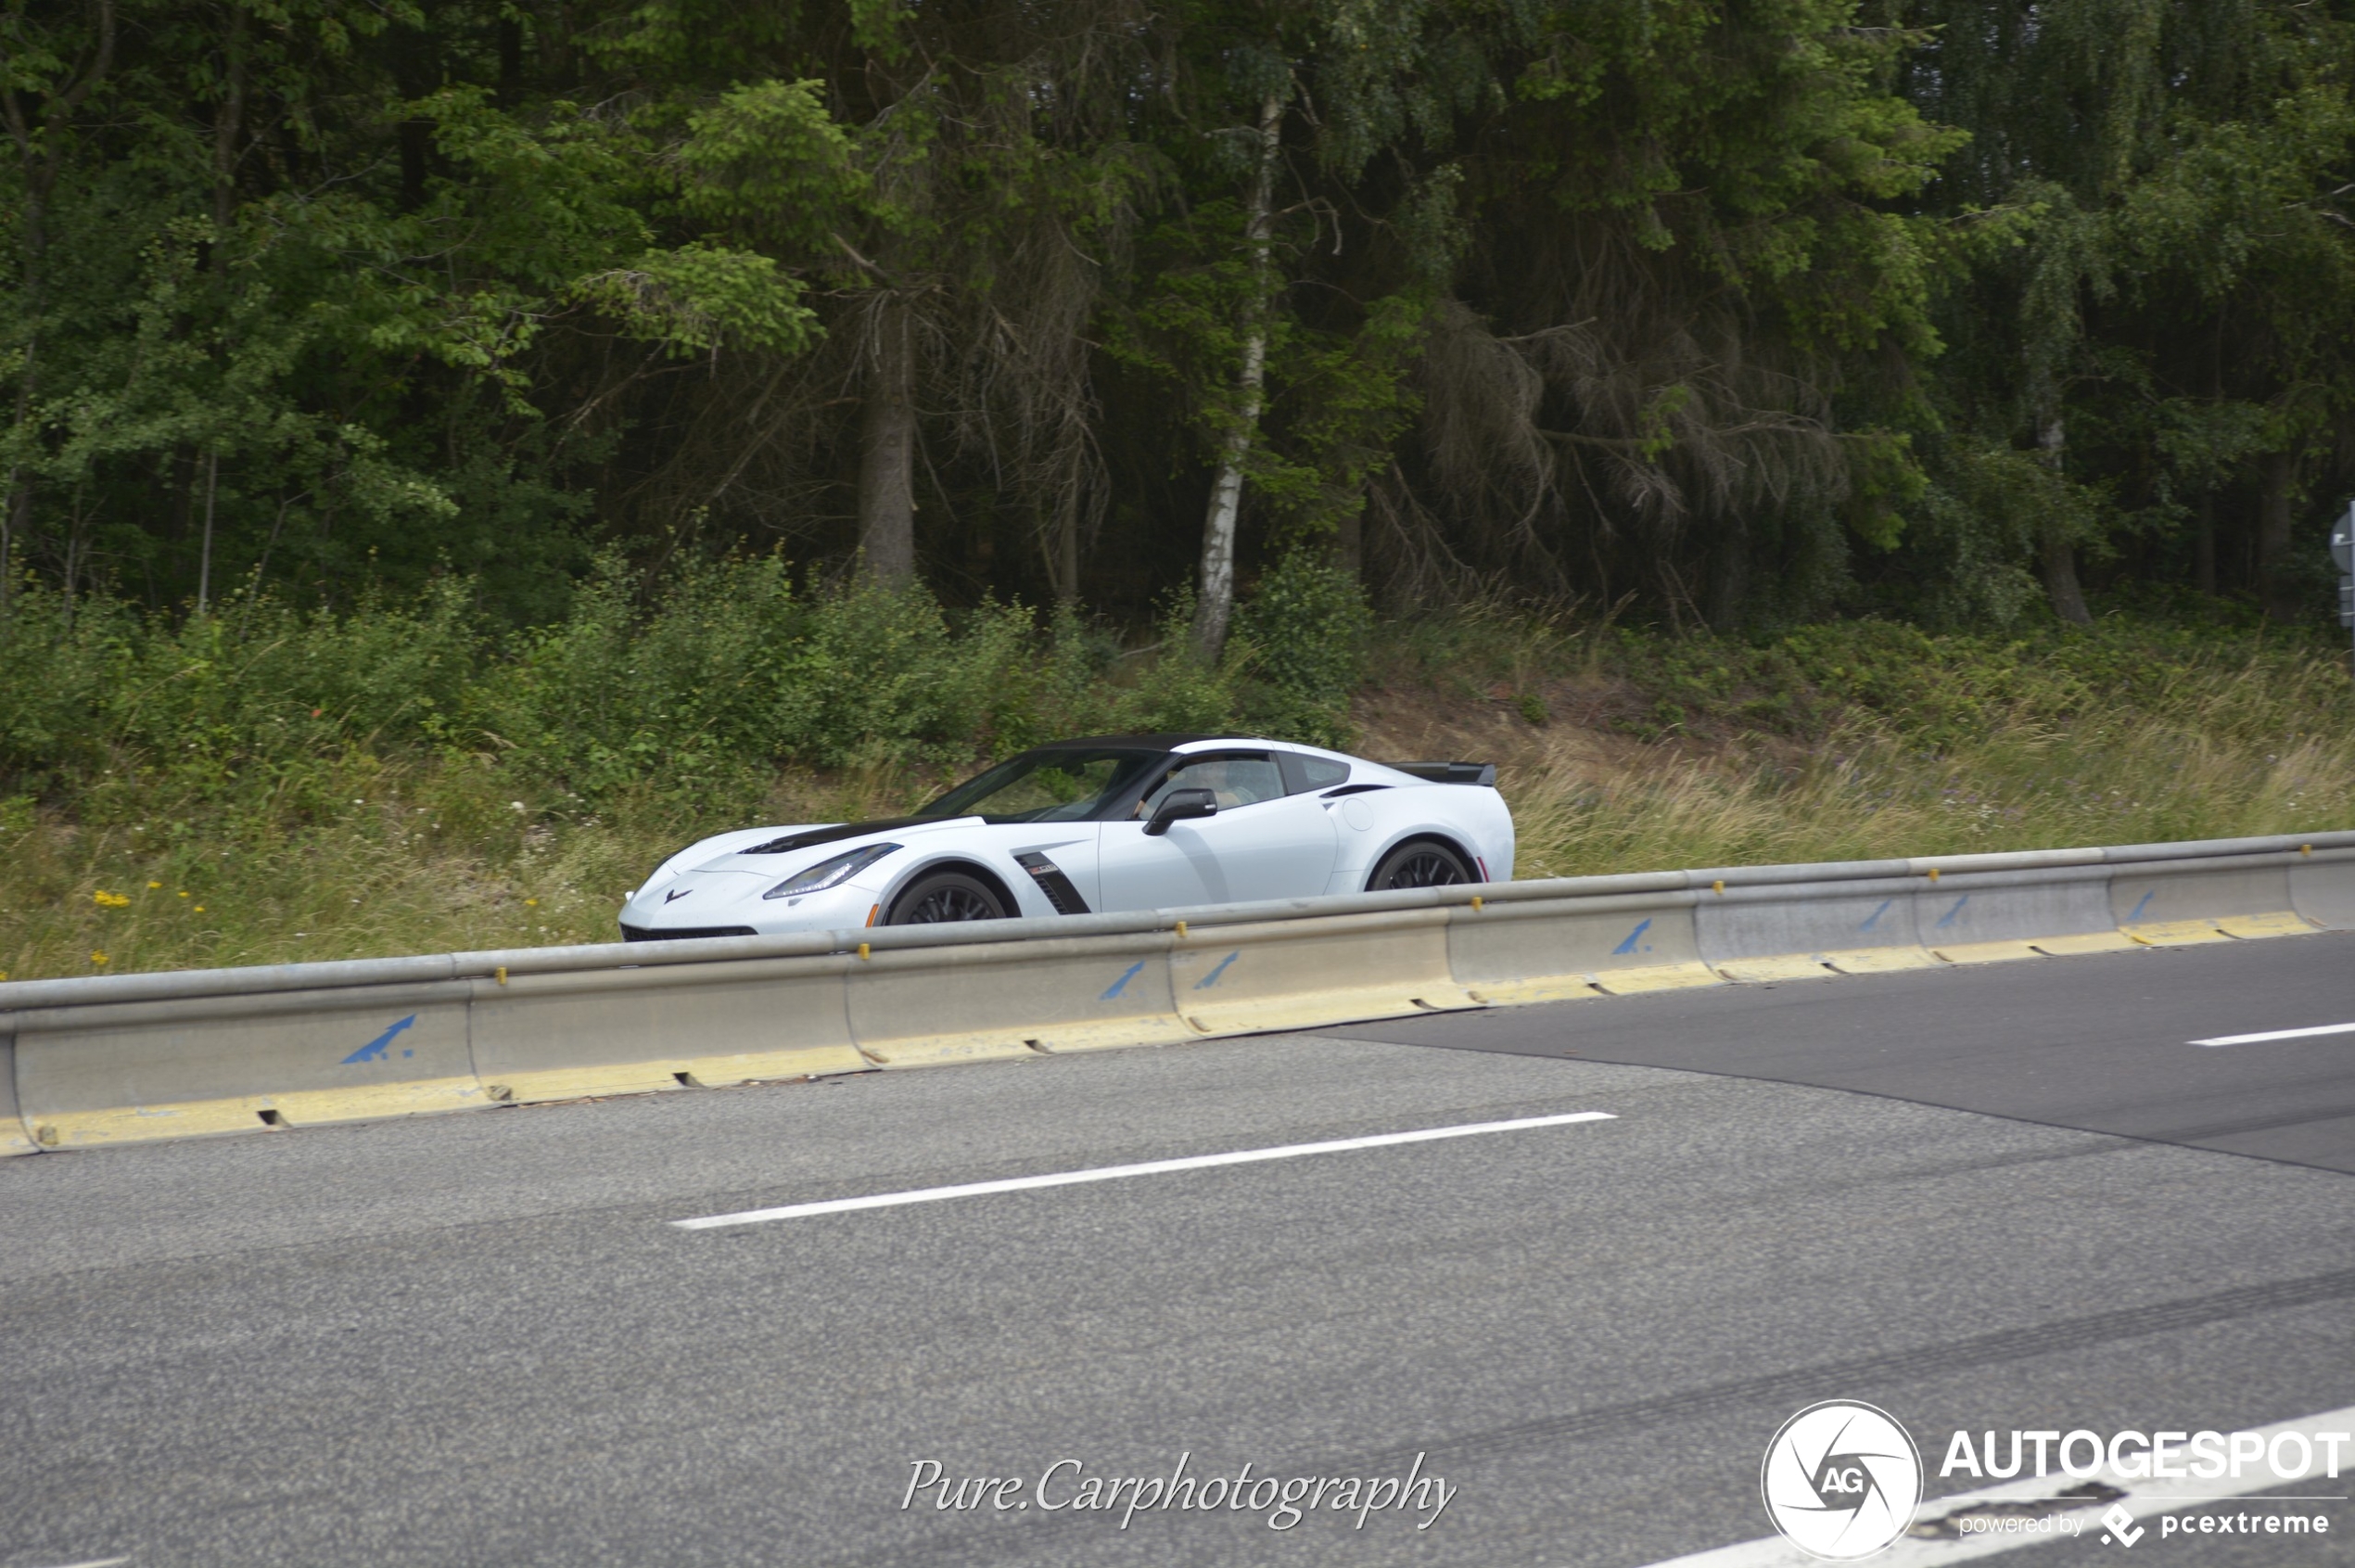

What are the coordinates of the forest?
(5, 0, 2353, 640)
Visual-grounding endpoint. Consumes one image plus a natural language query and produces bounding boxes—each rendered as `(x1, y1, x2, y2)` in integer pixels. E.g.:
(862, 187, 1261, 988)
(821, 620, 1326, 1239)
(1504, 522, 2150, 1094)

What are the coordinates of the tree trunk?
(2034, 414, 2093, 626)
(856, 293, 918, 583)
(0, 484, 19, 620)
(1192, 90, 1285, 662)
(197, 451, 219, 614)
(1333, 501, 1362, 587)
(1705, 519, 1748, 631)
(2256, 448, 2301, 622)
(1046, 493, 1078, 605)
(2195, 491, 2217, 597)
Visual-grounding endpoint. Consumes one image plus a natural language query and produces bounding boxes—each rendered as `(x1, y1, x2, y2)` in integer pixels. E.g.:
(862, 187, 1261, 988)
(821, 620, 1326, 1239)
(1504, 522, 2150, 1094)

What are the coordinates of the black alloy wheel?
(885, 870, 1012, 924)
(1367, 840, 1472, 892)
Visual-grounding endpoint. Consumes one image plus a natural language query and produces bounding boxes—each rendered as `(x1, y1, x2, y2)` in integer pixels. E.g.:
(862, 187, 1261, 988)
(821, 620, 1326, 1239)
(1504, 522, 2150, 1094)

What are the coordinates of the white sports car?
(618, 733, 1513, 939)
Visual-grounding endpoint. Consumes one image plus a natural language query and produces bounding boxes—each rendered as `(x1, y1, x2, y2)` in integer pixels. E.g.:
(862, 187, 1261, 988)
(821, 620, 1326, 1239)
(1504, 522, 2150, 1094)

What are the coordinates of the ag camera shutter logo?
(1761, 1400, 1923, 1560)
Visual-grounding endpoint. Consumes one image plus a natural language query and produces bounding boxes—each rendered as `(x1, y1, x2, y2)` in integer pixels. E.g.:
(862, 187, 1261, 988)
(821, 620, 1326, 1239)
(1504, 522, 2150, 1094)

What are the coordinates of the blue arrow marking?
(2126, 891, 2155, 924)
(1859, 899, 1892, 932)
(1100, 962, 1145, 1001)
(1935, 896, 1968, 929)
(1611, 919, 1651, 957)
(1194, 951, 1241, 990)
(344, 1014, 416, 1064)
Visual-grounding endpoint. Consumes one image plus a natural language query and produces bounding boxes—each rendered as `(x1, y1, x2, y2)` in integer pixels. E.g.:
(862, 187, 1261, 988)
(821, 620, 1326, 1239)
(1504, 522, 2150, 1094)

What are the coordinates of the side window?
(1279, 752, 1351, 793)
(1139, 753, 1286, 815)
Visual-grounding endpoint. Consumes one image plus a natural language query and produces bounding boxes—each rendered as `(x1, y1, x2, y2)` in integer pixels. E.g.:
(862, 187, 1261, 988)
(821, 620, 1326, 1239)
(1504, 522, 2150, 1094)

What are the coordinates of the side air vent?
(1321, 784, 1393, 798)
(1013, 852, 1092, 915)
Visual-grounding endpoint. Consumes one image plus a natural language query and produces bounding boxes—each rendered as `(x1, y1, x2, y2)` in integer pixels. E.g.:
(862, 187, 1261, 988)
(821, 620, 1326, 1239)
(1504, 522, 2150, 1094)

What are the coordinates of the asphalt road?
(4, 933, 2352, 1568)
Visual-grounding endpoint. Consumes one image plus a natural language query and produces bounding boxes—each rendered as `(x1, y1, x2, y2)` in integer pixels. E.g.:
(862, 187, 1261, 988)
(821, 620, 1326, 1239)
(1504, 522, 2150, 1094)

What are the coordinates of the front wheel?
(1366, 839, 1472, 892)
(885, 870, 1012, 924)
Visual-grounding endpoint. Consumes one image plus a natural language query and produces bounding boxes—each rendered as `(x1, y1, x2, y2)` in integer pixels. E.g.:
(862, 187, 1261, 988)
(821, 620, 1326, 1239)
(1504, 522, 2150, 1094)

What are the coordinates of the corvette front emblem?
(665, 888, 692, 903)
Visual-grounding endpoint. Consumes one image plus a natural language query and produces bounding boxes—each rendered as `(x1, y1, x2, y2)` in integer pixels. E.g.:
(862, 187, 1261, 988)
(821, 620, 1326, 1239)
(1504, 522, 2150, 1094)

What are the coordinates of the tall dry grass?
(1508, 668, 2355, 877)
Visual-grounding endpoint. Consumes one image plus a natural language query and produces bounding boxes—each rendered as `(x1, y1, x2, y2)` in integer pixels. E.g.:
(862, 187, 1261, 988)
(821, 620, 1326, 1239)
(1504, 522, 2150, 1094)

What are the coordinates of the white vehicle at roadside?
(619, 733, 1513, 940)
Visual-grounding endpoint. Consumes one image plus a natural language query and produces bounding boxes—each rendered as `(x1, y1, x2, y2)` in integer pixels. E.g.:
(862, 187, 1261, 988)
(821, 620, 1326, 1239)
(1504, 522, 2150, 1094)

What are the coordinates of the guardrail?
(5, 831, 2351, 1154)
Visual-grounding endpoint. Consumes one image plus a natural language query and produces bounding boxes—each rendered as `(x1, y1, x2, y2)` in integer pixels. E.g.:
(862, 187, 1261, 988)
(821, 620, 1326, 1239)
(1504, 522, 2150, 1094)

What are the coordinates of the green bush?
(1232, 550, 1370, 746)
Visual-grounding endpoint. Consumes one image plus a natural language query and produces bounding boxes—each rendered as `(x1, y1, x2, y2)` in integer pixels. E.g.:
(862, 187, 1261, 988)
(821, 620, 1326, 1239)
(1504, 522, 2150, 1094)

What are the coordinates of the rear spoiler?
(1389, 760, 1497, 786)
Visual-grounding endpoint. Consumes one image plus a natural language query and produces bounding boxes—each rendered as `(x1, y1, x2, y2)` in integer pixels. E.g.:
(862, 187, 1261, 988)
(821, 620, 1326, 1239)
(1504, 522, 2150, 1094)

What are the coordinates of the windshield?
(919, 747, 1166, 823)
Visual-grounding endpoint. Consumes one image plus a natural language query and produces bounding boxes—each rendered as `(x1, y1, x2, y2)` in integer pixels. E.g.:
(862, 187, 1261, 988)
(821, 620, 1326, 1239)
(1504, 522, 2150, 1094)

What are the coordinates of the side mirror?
(1144, 787, 1218, 836)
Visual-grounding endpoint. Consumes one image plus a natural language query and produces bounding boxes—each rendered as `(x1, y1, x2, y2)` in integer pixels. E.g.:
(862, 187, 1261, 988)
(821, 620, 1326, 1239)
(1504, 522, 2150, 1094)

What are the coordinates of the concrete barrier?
(1696, 877, 1935, 981)
(2290, 847, 2355, 930)
(0, 1031, 33, 1156)
(1446, 891, 1712, 1001)
(1909, 864, 2128, 963)
(1169, 908, 1473, 1034)
(10, 980, 480, 1148)
(847, 929, 1186, 1065)
(2107, 852, 2306, 945)
(469, 952, 865, 1103)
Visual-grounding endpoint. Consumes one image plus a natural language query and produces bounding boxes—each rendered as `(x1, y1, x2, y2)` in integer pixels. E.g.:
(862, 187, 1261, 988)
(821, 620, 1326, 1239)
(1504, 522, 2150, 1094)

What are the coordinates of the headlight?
(762, 843, 900, 900)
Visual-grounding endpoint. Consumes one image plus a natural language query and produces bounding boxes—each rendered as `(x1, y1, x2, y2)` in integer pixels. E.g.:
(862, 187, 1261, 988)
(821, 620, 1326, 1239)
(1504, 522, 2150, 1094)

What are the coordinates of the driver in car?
(1133, 759, 1226, 817)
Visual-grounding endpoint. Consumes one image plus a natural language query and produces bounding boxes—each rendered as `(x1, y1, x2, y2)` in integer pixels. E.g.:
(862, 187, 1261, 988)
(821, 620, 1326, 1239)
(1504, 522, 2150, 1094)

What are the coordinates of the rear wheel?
(885, 870, 1011, 924)
(1366, 839, 1472, 892)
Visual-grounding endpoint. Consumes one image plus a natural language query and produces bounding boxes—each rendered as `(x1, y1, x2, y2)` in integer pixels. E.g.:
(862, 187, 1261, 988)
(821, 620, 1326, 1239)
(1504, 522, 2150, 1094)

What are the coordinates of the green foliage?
(1232, 550, 1373, 745)
(0, 562, 1267, 813)
(1598, 616, 2355, 758)
(0, 0, 2347, 641)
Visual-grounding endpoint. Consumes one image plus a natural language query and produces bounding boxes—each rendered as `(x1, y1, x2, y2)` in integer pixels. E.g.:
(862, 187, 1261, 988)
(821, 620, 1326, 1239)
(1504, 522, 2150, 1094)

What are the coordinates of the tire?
(1366, 839, 1472, 892)
(885, 869, 1012, 924)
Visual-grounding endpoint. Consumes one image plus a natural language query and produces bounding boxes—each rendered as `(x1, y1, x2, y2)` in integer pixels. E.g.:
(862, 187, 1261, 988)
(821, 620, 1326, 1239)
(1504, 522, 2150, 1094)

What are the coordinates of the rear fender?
(1325, 784, 1512, 890)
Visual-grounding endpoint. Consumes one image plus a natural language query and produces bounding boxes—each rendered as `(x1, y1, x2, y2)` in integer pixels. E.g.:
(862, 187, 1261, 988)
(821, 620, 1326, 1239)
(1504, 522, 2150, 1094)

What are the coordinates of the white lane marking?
(2192, 1020, 2355, 1047)
(41, 1558, 131, 1568)
(1635, 1403, 2355, 1566)
(672, 1111, 1617, 1230)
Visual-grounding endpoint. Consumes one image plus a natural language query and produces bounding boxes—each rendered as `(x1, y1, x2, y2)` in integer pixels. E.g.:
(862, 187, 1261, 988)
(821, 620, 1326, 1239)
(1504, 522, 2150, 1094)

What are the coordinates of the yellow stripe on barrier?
(32, 1077, 489, 1146)
(2215, 911, 2319, 939)
(1590, 962, 1721, 994)
(2029, 932, 2142, 956)
(1464, 977, 1605, 1005)
(1713, 955, 1837, 983)
(1822, 948, 1944, 974)
(1929, 939, 2046, 964)
(2124, 919, 2231, 946)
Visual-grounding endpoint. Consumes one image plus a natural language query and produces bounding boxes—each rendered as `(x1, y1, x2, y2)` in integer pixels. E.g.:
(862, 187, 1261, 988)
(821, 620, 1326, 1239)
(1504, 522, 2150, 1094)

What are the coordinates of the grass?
(1372, 610, 2355, 879)
(5, 585, 2352, 982)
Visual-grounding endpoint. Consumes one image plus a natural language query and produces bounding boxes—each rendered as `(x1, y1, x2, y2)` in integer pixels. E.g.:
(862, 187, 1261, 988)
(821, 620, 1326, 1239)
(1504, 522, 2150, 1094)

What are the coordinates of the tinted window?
(1136, 753, 1286, 816)
(1291, 754, 1350, 791)
(921, 748, 1164, 822)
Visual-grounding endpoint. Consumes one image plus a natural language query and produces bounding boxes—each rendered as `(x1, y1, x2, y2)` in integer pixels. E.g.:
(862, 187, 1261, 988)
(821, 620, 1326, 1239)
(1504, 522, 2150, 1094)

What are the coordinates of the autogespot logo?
(1762, 1400, 1925, 1560)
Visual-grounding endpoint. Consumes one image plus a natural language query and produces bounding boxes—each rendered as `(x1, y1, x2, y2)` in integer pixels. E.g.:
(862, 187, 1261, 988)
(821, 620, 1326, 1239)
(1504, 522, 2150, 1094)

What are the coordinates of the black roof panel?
(1025, 733, 1225, 750)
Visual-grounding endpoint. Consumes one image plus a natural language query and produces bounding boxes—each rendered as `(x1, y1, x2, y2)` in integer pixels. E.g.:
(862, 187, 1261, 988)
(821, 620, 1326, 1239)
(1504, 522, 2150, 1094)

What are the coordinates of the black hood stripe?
(739, 817, 938, 855)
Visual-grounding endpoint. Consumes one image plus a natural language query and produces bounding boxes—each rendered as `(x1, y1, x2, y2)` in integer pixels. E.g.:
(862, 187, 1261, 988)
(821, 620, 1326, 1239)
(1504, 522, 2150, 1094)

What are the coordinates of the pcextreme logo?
(1761, 1400, 1925, 1561)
